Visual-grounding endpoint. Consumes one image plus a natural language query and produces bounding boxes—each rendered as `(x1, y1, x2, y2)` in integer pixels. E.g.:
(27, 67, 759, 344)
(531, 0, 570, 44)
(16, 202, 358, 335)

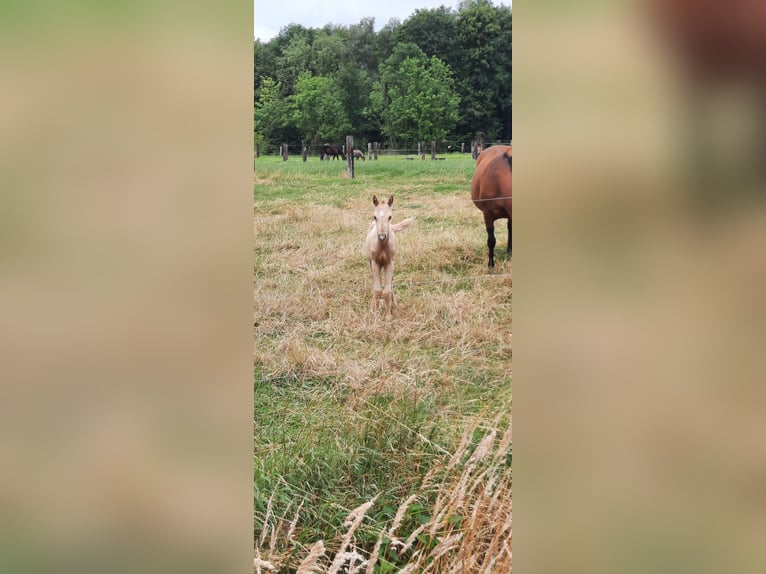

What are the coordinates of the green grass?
(254, 154, 511, 571)
(254, 154, 476, 204)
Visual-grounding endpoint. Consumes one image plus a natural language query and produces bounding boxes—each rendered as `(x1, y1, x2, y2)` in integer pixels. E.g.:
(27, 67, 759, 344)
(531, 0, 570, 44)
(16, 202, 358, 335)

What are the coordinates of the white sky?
(254, 0, 511, 42)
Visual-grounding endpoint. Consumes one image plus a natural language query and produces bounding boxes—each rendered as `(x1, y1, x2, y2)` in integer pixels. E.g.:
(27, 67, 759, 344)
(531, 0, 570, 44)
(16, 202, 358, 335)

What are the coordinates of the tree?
(395, 7, 460, 74)
(372, 44, 460, 145)
(347, 17, 378, 75)
(254, 40, 278, 99)
(288, 73, 351, 142)
(311, 30, 348, 77)
(455, 0, 512, 140)
(254, 77, 290, 150)
(493, 4, 513, 138)
(253, 2, 512, 145)
(374, 18, 400, 69)
(335, 63, 375, 142)
(267, 24, 317, 96)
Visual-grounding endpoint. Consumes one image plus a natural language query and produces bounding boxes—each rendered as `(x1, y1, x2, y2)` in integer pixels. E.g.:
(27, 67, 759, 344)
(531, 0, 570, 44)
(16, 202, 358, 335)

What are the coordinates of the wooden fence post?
(431, 141, 436, 160)
(367, 142, 372, 161)
(374, 142, 379, 160)
(255, 143, 260, 158)
(302, 141, 307, 162)
(346, 135, 354, 178)
(471, 141, 477, 160)
(460, 142, 464, 154)
(282, 143, 288, 161)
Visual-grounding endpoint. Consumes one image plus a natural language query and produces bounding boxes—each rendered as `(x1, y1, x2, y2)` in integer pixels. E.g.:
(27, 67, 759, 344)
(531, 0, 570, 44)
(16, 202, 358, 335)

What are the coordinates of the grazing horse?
(471, 145, 512, 268)
(320, 144, 346, 161)
(364, 195, 416, 321)
(353, 149, 366, 161)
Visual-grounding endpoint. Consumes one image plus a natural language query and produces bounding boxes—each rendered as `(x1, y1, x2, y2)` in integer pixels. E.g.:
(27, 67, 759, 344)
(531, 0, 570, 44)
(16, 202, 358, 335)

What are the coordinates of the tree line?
(254, 0, 512, 153)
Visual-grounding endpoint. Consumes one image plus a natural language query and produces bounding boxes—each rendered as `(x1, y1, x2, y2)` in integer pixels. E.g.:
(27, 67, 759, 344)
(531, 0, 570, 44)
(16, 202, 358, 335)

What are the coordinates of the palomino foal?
(364, 195, 415, 321)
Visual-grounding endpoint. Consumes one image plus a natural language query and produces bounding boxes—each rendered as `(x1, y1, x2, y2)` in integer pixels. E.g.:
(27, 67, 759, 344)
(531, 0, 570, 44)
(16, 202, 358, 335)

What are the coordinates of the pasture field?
(254, 154, 512, 572)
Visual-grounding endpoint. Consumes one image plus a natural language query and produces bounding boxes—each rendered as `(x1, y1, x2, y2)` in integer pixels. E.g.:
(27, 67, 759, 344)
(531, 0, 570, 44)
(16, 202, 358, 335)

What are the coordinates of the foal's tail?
(392, 217, 416, 233)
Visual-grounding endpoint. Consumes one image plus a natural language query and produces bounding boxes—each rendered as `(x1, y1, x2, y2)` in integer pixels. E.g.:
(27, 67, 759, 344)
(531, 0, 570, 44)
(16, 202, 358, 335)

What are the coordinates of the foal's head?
(372, 195, 394, 242)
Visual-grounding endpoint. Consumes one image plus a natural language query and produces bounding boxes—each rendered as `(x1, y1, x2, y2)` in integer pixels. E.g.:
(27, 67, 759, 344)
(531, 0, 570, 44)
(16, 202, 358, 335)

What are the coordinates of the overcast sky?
(254, 0, 512, 42)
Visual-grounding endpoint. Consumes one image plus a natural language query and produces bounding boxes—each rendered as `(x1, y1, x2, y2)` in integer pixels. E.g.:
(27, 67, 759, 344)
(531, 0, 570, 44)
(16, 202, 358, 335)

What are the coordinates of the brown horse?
(471, 145, 512, 268)
(353, 149, 366, 161)
(320, 144, 346, 161)
(364, 195, 416, 321)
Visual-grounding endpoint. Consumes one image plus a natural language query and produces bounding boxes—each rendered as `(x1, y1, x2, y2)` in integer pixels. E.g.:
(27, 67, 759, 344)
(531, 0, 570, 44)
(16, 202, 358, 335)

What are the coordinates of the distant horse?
(353, 149, 366, 161)
(320, 144, 346, 161)
(471, 145, 512, 268)
(364, 195, 416, 321)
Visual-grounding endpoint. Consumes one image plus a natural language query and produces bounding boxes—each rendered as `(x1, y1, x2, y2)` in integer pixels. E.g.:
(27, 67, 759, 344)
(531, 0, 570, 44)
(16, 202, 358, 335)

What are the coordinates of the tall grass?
(255, 419, 511, 573)
(255, 155, 511, 572)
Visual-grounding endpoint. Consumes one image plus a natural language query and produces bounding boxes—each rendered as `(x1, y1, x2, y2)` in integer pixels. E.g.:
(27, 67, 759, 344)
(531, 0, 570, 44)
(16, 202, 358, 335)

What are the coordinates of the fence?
(254, 137, 512, 160)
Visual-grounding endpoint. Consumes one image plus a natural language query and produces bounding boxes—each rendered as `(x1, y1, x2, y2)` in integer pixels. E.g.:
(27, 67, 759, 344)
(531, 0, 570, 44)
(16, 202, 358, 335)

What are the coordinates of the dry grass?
(255, 156, 511, 572)
(254, 195, 511, 397)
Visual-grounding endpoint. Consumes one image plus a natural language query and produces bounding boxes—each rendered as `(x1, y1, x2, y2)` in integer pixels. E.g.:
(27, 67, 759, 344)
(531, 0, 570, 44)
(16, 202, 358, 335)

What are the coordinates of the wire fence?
(254, 139, 512, 158)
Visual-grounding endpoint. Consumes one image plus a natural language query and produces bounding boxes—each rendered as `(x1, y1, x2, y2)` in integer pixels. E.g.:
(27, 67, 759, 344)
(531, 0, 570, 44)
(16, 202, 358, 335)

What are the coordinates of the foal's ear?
(372, 195, 379, 206)
(387, 195, 394, 206)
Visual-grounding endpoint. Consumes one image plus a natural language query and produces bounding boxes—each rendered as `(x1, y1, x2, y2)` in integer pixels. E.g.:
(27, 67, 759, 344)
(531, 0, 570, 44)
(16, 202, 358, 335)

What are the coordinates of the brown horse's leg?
(507, 218, 512, 256)
(484, 214, 496, 268)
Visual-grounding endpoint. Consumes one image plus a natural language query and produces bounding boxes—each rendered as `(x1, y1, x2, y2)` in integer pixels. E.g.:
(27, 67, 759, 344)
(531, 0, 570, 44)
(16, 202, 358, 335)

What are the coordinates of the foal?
(364, 195, 415, 321)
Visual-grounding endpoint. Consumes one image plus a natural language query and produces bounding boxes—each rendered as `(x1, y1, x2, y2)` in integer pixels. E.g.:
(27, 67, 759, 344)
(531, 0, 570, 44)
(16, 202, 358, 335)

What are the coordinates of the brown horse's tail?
(504, 151, 512, 168)
(391, 217, 416, 233)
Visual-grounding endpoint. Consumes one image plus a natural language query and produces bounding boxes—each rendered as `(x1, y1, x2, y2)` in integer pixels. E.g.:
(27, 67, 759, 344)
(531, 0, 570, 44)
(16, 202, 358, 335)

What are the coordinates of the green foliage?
(454, 0, 512, 138)
(253, 77, 288, 147)
(311, 30, 348, 76)
(374, 18, 400, 67)
(288, 72, 351, 141)
(253, 40, 277, 96)
(335, 62, 375, 142)
(395, 6, 461, 72)
(254, 1, 512, 143)
(373, 44, 460, 144)
(347, 17, 377, 74)
(275, 33, 313, 96)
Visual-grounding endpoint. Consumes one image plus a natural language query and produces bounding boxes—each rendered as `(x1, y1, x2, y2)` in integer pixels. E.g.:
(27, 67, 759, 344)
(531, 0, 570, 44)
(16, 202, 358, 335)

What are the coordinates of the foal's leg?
(370, 261, 383, 315)
(484, 214, 496, 268)
(507, 218, 512, 256)
(387, 260, 397, 311)
(382, 261, 395, 321)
